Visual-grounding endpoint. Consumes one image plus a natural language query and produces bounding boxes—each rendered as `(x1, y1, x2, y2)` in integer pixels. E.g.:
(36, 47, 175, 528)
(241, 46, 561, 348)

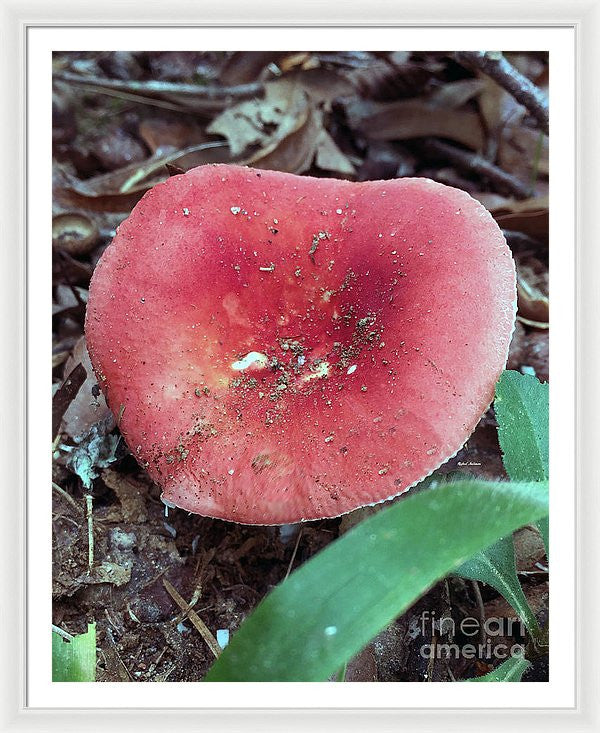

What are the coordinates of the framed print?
(1, 2, 598, 731)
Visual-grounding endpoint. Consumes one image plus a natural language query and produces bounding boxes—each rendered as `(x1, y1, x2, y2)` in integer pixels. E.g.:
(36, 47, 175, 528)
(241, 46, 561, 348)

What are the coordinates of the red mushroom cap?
(86, 164, 516, 524)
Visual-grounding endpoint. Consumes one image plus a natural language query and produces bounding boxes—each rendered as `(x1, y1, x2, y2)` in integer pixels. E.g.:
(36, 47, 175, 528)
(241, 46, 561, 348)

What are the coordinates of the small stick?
(455, 52, 549, 135)
(162, 579, 221, 658)
(284, 527, 303, 581)
(52, 624, 74, 642)
(54, 71, 263, 101)
(423, 138, 531, 199)
(85, 494, 94, 571)
(52, 482, 82, 517)
(471, 580, 487, 647)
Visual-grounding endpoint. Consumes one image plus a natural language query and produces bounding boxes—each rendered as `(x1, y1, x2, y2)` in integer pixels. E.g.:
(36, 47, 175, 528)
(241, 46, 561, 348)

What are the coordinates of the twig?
(55, 71, 263, 101)
(471, 580, 487, 647)
(52, 482, 82, 517)
(52, 624, 74, 642)
(162, 578, 221, 659)
(284, 527, 303, 581)
(423, 138, 531, 199)
(455, 52, 549, 135)
(85, 493, 94, 571)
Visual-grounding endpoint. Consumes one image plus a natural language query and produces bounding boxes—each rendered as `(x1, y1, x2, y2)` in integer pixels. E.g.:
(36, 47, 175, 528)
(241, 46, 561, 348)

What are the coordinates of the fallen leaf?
(314, 130, 356, 175)
(102, 468, 149, 523)
(516, 256, 549, 325)
(138, 118, 208, 154)
(61, 336, 114, 440)
(346, 58, 433, 101)
(220, 51, 289, 84)
(428, 78, 486, 109)
(82, 562, 132, 588)
(477, 74, 525, 136)
(498, 126, 548, 182)
(54, 140, 230, 212)
(243, 102, 322, 174)
(207, 79, 308, 157)
(514, 526, 546, 571)
(345, 99, 485, 151)
(53, 363, 86, 439)
(284, 67, 355, 108)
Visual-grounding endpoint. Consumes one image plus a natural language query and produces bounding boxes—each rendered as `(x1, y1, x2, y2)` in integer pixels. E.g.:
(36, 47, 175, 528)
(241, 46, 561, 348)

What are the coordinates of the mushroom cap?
(86, 164, 516, 524)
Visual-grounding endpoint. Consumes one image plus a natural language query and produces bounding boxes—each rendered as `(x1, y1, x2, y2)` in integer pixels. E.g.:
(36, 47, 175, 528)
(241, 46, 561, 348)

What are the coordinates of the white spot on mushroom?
(183, 207, 190, 216)
(335, 208, 343, 214)
(231, 351, 269, 371)
(347, 364, 357, 375)
(230, 206, 241, 215)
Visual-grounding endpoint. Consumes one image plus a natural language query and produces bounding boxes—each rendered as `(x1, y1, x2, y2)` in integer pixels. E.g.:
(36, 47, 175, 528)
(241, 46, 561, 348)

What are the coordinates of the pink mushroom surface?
(85, 164, 516, 524)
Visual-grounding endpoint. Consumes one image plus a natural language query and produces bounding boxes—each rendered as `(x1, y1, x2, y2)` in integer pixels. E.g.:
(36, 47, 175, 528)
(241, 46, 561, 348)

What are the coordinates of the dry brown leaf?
(207, 79, 308, 157)
(53, 163, 149, 213)
(498, 126, 549, 181)
(243, 104, 321, 174)
(220, 52, 290, 84)
(348, 99, 485, 151)
(514, 526, 546, 571)
(284, 67, 355, 107)
(314, 130, 356, 175)
(346, 58, 433, 102)
(477, 74, 525, 135)
(495, 209, 548, 243)
(428, 78, 486, 109)
(138, 118, 208, 154)
(102, 468, 149, 523)
(53, 141, 230, 212)
(61, 336, 114, 440)
(516, 255, 549, 325)
(479, 196, 549, 243)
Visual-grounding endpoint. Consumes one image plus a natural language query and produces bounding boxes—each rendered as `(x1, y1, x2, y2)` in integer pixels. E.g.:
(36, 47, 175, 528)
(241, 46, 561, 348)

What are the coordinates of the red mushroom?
(85, 164, 516, 524)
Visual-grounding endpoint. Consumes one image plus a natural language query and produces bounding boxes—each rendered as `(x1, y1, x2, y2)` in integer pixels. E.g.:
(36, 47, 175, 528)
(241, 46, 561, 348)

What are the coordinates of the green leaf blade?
(206, 479, 548, 681)
(52, 623, 96, 682)
(465, 653, 531, 682)
(494, 370, 549, 482)
(455, 536, 541, 639)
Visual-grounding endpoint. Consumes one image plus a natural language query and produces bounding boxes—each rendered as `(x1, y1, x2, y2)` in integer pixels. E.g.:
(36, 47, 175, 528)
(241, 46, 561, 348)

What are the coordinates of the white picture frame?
(1, 1, 598, 730)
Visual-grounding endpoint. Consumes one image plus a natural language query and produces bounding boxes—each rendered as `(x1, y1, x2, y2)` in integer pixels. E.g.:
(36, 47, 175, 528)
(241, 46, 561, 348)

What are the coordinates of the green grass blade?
(494, 370, 549, 482)
(52, 623, 96, 682)
(465, 652, 531, 682)
(455, 536, 541, 639)
(206, 479, 548, 681)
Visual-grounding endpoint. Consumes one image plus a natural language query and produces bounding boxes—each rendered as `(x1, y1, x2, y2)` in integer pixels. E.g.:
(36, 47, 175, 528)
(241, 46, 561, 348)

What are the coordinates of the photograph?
(50, 48, 551, 685)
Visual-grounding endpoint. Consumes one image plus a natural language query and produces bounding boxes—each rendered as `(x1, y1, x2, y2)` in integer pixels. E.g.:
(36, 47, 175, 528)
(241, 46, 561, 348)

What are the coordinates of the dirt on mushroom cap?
(85, 164, 516, 524)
